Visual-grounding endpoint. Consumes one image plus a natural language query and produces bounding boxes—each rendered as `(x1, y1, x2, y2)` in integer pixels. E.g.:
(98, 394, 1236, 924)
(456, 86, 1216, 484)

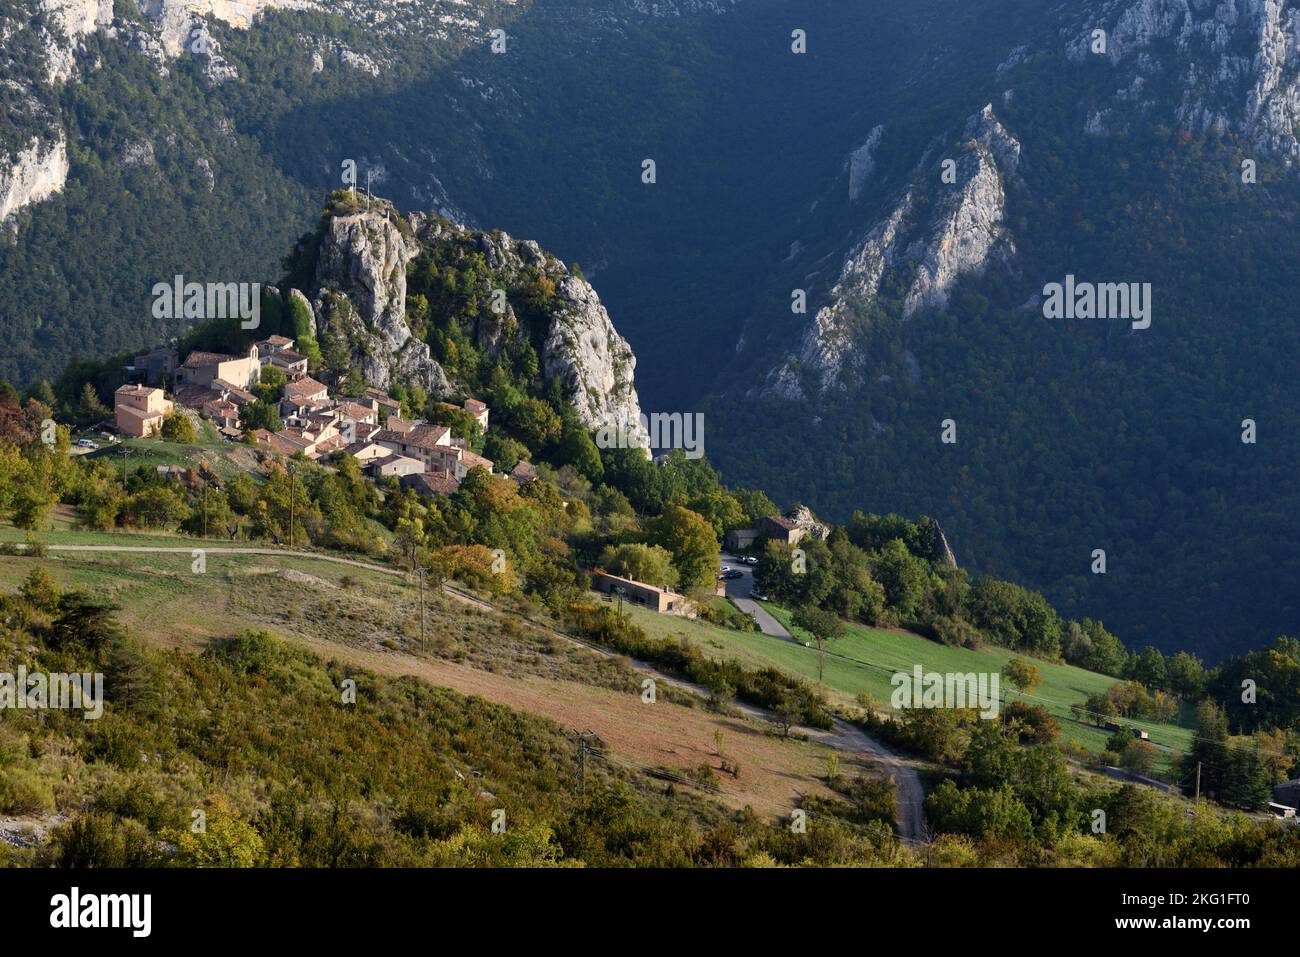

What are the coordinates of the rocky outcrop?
(305, 200, 649, 443)
(846, 124, 885, 202)
(540, 273, 649, 446)
(0, 134, 69, 225)
(785, 504, 830, 541)
(1063, 0, 1300, 160)
(137, 0, 313, 57)
(769, 105, 1019, 399)
(310, 202, 451, 394)
(931, 519, 957, 568)
(38, 0, 114, 81)
(407, 216, 649, 445)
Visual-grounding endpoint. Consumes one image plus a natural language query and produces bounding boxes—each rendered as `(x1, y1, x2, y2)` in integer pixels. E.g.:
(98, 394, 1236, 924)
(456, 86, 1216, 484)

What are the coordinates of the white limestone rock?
(769, 106, 1019, 397)
(0, 133, 69, 225)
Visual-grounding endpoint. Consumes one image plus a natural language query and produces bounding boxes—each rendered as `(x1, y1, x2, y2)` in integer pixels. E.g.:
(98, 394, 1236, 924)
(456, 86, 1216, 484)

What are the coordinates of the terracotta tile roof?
(344, 440, 386, 458)
(390, 424, 450, 451)
(182, 351, 234, 368)
(458, 450, 494, 471)
(116, 405, 160, 423)
(312, 434, 346, 456)
(174, 385, 214, 408)
(404, 472, 460, 496)
(336, 401, 375, 421)
(284, 376, 329, 398)
(212, 379, 255, 402)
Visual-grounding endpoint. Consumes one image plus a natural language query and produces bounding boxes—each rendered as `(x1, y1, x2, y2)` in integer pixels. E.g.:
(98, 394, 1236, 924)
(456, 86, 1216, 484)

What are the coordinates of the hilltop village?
(115, 337, 517, 498)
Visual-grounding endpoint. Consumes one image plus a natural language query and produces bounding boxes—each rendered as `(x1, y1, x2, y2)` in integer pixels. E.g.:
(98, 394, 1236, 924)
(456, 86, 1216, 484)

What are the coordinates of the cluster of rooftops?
(120, 339, 537, 496)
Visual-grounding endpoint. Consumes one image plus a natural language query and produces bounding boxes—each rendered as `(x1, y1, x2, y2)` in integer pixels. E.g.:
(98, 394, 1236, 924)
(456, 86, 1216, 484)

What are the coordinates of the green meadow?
(616, 599, 1195, 775)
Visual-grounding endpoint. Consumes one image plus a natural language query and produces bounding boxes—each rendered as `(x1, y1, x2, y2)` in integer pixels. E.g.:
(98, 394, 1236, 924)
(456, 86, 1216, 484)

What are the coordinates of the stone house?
(177, 345, 261, 391)
(114, 385, 173, 438)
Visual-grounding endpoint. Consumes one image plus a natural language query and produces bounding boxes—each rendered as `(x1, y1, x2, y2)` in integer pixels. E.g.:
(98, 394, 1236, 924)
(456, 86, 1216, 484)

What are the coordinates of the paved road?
(716, 553, 923, 840)
(21, 541, 927, 843)
(811, 719, 927, 844)
(719, 551, 793, 639)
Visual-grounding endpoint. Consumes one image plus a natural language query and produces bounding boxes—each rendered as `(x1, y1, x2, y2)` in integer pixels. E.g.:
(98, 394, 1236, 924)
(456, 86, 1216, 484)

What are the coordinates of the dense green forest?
(708, 48, 1300, 662)
(2, 0, 1298, 664)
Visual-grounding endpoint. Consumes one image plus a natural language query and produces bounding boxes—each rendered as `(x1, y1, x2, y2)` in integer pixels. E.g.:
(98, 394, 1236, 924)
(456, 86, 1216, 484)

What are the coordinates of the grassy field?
(0, 507, 395, 559)
(82, 425, 261, 480)
(0, 507, 204, 547)
(0, 545, 868, 818)
(614, 598, 1195, 774)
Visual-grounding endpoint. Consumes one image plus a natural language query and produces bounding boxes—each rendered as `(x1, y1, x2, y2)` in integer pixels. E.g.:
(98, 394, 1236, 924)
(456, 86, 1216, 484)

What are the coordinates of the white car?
(741, 556, 759, 565)
(76, 439, 97, 449)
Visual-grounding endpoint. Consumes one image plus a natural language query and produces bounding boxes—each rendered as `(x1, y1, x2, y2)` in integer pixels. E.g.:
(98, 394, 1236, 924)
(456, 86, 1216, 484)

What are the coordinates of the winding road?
(17, 541, 928, 843)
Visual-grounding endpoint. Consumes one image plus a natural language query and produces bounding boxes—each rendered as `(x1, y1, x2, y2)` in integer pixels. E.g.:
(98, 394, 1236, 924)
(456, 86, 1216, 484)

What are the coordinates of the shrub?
(0, 767, 55, 815)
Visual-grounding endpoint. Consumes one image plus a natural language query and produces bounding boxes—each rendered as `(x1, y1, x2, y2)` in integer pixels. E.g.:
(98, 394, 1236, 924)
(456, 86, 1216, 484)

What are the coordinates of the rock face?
(411, 217, 650, 445)
(38, 0, 114, 81)
(769, 105, 1019, 399)
(540, 273, 649, 446)
(136, 0, 311, 57)
(785, 504, 830, 541)
(1064, 0, 1300, 160)
(932, 519, 957, 568)
(310, 202, 451, 395)
(304, 201, 649, 444)
(0, 134, 69, 225)
(846, 124, 885, 202)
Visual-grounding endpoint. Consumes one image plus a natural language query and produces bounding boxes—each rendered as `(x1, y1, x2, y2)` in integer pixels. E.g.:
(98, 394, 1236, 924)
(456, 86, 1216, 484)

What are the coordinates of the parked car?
(750, 591, 768, 601)
(719, 564, 730, 573)
(76, 438, 97, 449)
(741, 556, 759, 565)
(724, 569, 744, 580)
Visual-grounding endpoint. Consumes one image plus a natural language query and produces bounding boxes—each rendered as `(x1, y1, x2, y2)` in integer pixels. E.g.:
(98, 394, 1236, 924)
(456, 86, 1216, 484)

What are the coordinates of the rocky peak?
(768, 105, 1019, 399)
(1064, 0, 1300, 159)
(541, 272, 649, 448)
(309, 199, 451, 394)
(407, 217, 649, 445)
(303, 198, 649, 444)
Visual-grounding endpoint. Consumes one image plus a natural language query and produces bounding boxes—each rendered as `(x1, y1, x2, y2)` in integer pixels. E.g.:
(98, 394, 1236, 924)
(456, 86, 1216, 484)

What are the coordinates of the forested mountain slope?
(3, 0, 1300, 658)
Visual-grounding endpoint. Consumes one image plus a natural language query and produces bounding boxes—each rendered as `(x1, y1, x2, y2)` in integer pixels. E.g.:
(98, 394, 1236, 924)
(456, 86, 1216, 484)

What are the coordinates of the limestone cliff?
(299, 199, 649, 445)
(1063, 0, 1300, 161)
(136, 0, 311, 57)
(412, 217, 650, 445)
(769, 105, 1019, 399)
(0, 134, 69, 226)
(308, 201, 451, 394)
(539, 273, 648, 445)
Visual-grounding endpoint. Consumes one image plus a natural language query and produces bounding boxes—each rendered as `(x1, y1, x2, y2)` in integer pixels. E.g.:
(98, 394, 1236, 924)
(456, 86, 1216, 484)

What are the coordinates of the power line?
(777, 634, 1292, 760)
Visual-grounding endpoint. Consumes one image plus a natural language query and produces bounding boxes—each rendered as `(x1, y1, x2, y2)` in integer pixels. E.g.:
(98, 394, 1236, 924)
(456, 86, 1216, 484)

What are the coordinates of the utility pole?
(119, 447, 131, 490)
(288, 465, 295, 549)
(418, 568, 426, 654)
(201, 481, 208, 539)
(572, 731, 598, 797)
(1195, 761, 1202, 802)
